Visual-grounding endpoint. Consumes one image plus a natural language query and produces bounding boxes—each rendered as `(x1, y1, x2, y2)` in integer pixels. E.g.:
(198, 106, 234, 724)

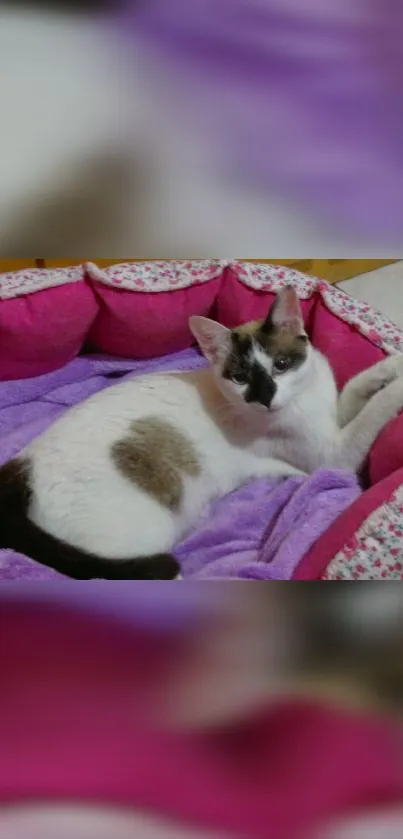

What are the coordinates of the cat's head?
(190, 286, 311, 413)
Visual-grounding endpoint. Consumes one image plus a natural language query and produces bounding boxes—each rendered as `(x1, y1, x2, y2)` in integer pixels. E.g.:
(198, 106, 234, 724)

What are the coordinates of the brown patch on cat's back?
(111, 417, 201, 511)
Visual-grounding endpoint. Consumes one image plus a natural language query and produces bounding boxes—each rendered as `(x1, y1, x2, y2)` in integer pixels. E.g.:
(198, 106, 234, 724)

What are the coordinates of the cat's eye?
(273, 356, 292, 374)
(232, 372, 247, 385)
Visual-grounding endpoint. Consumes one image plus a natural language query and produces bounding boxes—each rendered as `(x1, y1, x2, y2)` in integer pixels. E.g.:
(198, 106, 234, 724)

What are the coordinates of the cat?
(1, 286, 403, 580)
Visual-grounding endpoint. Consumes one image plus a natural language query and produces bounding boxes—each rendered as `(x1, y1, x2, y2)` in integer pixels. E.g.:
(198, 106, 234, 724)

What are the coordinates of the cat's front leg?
(334, 375, 403, 472)
(337, 354, 403, 428)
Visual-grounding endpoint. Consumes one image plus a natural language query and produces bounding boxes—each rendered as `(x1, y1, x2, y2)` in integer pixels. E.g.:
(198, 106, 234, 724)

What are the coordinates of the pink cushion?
(369, 414, 403, 485)
(86, 261, 223, 359)
(309, 303, 384, 390)
(0, 267, 98, 381)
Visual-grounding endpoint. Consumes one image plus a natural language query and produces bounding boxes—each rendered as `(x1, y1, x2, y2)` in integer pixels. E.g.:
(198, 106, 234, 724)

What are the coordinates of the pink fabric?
(309, 304, 385, 390)
(294, 467, 403, 580)
(88, 279, 222, 359)
(369, 414, 403, 485)
(215, 266, 316, 329)
(1, 603, 403, 839)
(0, 284, 98, 381)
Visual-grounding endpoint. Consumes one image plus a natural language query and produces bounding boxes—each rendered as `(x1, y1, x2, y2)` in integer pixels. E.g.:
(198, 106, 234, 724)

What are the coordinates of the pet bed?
(1, 260, 403, 580)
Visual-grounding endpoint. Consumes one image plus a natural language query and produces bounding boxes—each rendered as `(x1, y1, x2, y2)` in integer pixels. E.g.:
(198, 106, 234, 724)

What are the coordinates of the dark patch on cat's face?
(223, 321, 308, 410)
(222, 332, 275, 409)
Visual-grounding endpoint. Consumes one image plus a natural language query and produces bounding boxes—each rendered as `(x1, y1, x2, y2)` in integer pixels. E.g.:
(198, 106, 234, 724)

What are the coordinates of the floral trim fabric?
(318, 283, 403, 357)
(323, 484, 403, 580)
(230, 261, 403, 357)
(85, 260, 226, 292)
(0, 265, 84, 300)
(2, 259, 403, 359)
(230, 261, 318, 297)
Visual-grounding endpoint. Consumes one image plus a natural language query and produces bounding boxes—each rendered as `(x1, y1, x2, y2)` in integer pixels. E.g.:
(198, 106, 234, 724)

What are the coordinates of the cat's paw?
(381, 375, 403, 418)
(375, 354, 403, 389)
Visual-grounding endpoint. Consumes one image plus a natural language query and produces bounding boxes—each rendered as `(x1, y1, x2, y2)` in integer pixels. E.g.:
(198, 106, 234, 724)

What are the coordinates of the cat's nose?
(245, 373, 276, 409)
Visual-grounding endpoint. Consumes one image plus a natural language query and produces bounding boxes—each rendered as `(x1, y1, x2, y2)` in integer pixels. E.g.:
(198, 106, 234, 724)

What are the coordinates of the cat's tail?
(0, 458, 180, 580)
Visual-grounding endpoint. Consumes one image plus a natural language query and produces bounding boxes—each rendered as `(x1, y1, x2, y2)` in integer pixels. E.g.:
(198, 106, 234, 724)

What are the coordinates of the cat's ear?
(189, 316, 231, 364)
(263, 286, 306, 336)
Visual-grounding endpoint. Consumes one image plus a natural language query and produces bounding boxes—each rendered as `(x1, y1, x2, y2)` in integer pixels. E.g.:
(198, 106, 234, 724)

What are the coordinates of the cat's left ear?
(263, 286, 306, 336)
(189, 316, 231, 364)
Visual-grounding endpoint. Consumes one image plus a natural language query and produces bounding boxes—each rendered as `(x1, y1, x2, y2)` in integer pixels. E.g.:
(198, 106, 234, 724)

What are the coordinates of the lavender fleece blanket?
(0, 349, 360, 580)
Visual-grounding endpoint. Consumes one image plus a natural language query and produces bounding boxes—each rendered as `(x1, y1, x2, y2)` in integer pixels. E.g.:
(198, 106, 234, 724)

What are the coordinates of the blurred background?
(1, 0, 403, 256)
(1, 584, 403, 838)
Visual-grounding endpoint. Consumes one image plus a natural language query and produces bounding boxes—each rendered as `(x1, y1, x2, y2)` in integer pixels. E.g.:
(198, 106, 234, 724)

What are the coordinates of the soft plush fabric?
(0, 350, 358, 581)
(0, 267, 98, 381)
(1, 598, 403, 839)
(86, 261, 223, 359)
(176, 469, 359, 579)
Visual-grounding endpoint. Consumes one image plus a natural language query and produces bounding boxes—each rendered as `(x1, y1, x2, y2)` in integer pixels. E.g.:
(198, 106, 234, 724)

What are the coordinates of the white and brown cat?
(1, 287, 402, 579)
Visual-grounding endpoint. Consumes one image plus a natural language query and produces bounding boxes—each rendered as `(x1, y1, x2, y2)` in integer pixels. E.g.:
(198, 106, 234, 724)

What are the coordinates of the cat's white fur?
(14, 287, 403, 569)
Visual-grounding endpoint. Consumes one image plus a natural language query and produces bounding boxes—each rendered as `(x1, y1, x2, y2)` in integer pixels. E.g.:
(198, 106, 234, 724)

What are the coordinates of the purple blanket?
(124, 1, 403, 241)
(0, 349, 360, 580)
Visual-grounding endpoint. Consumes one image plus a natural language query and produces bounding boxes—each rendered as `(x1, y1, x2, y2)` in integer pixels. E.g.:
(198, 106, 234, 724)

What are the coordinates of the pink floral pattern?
(319, 283, 403, 356)
(85, 260, 225, 292)
(0, 265, 84, 300)
(323, 485, 403, 580)
(231, 261, 318, 296)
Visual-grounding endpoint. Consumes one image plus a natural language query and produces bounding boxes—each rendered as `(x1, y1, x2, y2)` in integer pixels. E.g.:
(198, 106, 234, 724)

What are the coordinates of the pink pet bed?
(1, 260, 403, 580)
